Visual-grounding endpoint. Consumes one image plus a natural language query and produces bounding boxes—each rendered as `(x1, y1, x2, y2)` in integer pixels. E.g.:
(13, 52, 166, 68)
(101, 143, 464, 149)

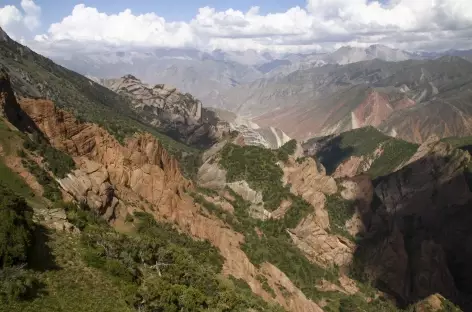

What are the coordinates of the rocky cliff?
(98, 75, 219, 148)
(350, 136, 472, 309)
(99, 75, 292, 149)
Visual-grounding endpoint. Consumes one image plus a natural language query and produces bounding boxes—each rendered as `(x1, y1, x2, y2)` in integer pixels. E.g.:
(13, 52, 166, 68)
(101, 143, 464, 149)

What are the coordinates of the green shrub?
(23, 133, 75, 179)
(219, 143, 287, 210)
(0, 160, 34, 199)
(21, 158, 62, 202)
(0, 184, 34, 267)
(325, 195, 355, 239)
(309, 127, 418, 177)
(0, 266, 35, 303)
(74, 210, 278, 312)
(277, 139, 297, 162)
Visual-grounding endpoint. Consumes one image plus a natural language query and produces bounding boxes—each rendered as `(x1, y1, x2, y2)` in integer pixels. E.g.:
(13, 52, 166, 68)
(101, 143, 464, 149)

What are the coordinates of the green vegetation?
(22, 133, 75, 179)
(2, 196, 281, 312)
(325, 195, 355, 239)
(277, 139, 297, 162)
(0, 160, 34, 199)
(309, 127, 418, 178)
(439, 297, 463, 312)
(21, 157, 62, 203)
(442, 136, 472, 150)
(0, 184, 34, 267)
(0, 120, 19, 155)
(75, 210, 280, 312)
(219, 143, 291, 210)
(194, 189, 339, 303)
(0, 183, 36, 303)
(325, 294, 403, 312)
(256, 275, 276, 297)
(367, 139, 418, 179)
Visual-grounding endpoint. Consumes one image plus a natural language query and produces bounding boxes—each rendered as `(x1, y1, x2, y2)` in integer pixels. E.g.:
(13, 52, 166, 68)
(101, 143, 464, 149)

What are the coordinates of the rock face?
(58, 158, 119, 221)
(332, 146, 384, 178)
(355, 137, 472, 309)
(283, 157, 337, 229)
(18, 98, 191, 222)
(227, 57, 472, 144)
(208, 107, 292, 149)
(99, 75, 217, 147)
(103, 75, 202, 122)
(282, 156, 355, 267)
(99, 75, 292, 149)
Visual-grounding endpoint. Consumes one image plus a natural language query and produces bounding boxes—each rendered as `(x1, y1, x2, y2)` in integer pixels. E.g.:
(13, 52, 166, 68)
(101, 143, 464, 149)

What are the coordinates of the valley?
(1, 19, 472, 312)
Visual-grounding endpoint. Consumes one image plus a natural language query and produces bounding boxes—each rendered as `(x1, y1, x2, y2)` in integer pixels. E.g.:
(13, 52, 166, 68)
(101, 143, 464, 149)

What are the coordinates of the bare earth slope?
(224, 57, 472, 143)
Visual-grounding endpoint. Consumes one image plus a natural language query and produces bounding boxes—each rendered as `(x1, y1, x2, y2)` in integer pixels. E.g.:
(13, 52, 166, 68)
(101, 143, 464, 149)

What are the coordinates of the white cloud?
(21, 0, 41, 30)
(0, 0, 41, 40)
(2, 0, 472, 54)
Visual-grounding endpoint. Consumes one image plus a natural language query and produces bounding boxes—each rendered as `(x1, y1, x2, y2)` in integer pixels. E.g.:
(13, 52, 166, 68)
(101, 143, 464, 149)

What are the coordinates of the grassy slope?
(306, 127, 418, 178)
(0, 153, 278, 312)
(0, 36, 200, 178)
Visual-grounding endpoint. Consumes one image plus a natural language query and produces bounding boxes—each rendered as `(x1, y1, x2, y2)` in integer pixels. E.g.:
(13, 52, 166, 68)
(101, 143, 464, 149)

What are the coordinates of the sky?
(1, 0, 472, 56)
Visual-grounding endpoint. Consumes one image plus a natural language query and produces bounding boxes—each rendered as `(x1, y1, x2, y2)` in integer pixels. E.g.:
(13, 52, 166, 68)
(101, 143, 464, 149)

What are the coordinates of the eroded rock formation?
(4, 83, 325, 311)
(354, 137, 472, 309)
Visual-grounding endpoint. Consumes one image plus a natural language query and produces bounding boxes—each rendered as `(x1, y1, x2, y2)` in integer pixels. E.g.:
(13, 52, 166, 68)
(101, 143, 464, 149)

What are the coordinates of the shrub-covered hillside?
(304, 126, 418, 178)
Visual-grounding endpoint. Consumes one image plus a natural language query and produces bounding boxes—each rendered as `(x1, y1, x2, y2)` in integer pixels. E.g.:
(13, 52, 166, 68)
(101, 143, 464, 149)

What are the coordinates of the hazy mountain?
(50, 43, 472, 111)
(54, 49, 264, 105)
(215, 57, 472, 143)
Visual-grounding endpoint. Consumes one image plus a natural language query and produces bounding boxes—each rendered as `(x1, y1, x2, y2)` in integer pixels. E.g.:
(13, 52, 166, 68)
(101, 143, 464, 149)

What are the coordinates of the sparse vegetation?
(21, 158, 62, 203)
(22, 133, 75, 179)
(0, 183, 36, 303)
(308, 127, 418, 178)
(219, 143, 289, 210)
(325, 195, 355, 239)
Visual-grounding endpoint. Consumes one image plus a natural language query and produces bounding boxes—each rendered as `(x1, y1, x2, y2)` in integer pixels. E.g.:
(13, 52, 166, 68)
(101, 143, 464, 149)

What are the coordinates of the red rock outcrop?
(351, 90, 415, 129)
(14, 97, 324, 312)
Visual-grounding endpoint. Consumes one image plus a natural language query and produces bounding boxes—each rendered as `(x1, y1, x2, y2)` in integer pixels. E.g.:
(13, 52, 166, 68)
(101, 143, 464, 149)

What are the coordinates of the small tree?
(0, 184, 34, 267)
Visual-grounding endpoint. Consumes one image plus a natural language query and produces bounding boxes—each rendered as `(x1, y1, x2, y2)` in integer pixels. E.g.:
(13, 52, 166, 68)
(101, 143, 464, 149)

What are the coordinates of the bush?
(21, 158, 62, 202)
(277, 139, 297, 162)
(219, 143, 287, 210)
(0, 266, 35, 303)
(325, 195, 355, 239)
(75, 211, 279, 312)
(0, 184, 34, 267)
(23, 133, 75, 179)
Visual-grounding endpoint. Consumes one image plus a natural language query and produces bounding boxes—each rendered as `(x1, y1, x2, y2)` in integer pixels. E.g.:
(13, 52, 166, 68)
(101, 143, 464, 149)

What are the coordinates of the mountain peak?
(122, 74, 139, 81)
(0, 27, 9, 42)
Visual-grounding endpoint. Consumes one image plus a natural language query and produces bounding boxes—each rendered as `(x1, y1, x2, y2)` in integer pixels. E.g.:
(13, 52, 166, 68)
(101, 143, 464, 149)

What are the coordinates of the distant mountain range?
(51, 44, 472, 106)
(47, 40, 472, 144)
(251, 56, 472, 143)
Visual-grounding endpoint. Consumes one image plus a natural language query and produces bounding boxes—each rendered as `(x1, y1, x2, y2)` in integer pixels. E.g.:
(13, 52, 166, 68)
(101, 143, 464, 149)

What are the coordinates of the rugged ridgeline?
(0, 64, 469, 311)
(216, 57, 472, 144)
(96, 74, 292, 149)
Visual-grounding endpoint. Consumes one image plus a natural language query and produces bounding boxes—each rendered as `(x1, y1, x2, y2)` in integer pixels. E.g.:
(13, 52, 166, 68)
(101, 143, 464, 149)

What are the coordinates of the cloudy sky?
(1, 0, 472, 56)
